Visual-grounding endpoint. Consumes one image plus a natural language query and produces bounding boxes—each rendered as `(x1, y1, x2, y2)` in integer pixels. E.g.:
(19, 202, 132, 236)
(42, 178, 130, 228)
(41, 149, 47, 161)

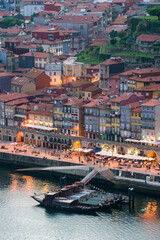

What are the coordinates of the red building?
(108, 74, 120, 96)
(32, 26, 71, 41)
(24, 68, 51, 90)
(44, 1, 63, 12)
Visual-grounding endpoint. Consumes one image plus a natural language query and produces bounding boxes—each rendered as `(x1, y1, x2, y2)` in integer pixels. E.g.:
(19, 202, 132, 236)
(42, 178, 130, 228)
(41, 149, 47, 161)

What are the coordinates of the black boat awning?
(92, 147, 102, 153)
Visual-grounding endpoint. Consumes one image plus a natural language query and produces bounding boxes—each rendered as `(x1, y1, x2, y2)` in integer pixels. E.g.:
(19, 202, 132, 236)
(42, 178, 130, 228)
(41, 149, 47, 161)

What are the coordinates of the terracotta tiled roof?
(87, 65, 99, 70)
(133, 67, 160, 75)
(111, 93, 143, 103)
(54, 94, 68, 101)
(0, 72, 12, 77)
(11, 76, 29, 86)
(64, 97, 83, 106)
(141, 99, 160, 107)
(129, 75, 160, 82)
(68, 80, 90, 88)
(29, 103, 53, 116)
(24, 68, 43, 79)
(0, 26, 23, 35)
(83, 86, 101, 92)
(100, 57, 124, 66)
(5, 98, 29, 106)
(51, 14, 101, 24)
(137, 34, 160, 43)
(0, 93, 28, 102)
(135, 83, 160, 92)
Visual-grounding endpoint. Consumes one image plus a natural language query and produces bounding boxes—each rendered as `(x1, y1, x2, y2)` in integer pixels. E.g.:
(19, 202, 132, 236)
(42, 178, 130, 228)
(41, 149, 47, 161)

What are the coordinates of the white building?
(45, 61, 63, 86)
(20, 0, 44, 17)
(141, 99, 160, 141)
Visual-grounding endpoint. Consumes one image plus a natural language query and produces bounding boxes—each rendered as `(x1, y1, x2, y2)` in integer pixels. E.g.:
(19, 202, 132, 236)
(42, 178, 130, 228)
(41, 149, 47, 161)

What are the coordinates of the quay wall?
(0, 151, 160, 196)
(0, 152, 79, 168)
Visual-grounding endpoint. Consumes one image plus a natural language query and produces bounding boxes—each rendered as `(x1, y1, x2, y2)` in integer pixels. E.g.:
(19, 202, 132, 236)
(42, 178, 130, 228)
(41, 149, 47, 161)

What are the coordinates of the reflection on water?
(0, 165, 160, 240)
(140, 201, 159, 222)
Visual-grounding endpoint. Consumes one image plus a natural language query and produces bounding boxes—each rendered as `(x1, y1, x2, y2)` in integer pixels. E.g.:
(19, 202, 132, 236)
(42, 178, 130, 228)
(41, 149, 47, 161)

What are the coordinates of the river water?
(0, 165, 160, 240)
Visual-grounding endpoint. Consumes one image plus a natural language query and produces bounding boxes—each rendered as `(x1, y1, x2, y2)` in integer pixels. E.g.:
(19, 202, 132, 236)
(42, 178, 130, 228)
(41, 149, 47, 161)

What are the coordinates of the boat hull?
(31, 196, 121, 213)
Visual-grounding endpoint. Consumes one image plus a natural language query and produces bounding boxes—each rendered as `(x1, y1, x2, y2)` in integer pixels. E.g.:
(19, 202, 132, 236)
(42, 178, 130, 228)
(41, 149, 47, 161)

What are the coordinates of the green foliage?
(0, 17, 24, 28)
(109, 30, 117, 38)
(110, 38, 117, 45)
(99, 53, 111, 61)
(147, 6, 160, 20)
(131, 16, 160, 34)
(76, 45, 110, 64)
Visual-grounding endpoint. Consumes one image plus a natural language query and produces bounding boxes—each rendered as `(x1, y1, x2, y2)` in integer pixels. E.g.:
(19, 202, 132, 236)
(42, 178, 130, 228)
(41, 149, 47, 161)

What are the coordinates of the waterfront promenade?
(0, 141, 160, 178)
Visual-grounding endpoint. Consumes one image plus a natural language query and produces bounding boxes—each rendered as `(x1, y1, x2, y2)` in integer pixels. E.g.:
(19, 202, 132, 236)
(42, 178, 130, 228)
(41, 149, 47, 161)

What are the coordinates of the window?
(48, 34, 54, 40)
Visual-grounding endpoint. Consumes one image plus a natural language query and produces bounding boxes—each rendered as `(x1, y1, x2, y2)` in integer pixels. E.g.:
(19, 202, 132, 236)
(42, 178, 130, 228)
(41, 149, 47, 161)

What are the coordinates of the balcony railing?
(142, 126, 154, 129)
(63, 125, 71, 129)
(71, 119, 79, 123)
(63, 117, 71, 121)
(141, 117, 155, 121)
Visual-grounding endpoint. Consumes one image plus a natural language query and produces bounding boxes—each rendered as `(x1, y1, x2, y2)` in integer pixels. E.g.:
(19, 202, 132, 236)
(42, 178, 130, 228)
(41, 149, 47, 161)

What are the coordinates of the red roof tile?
(100, 57, 124, 66)
(137, 34, 160, 43)
(142, 99, 160, 107)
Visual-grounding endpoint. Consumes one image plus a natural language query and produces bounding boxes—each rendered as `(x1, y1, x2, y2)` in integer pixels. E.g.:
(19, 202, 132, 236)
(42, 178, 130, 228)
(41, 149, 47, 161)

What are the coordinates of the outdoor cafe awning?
(138, 140, 160, 145)
(125, 139, 139, 143)
(82, 149, 93, 153)
(74, 148, 84, 152)
(14, 114, 26, 118)
(125, 139, 160, 145)
(74, 148, 93, 153)
(95, 151, 154, 161)
(23, 124, 54, 131)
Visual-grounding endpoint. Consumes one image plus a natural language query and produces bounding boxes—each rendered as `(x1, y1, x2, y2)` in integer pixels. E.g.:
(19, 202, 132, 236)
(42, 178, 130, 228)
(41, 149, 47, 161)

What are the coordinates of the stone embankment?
(0, 151, 160, 196)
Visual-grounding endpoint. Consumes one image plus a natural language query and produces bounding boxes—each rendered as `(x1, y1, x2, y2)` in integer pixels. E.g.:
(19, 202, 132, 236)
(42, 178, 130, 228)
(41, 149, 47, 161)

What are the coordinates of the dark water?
(0, 166, 160, 240)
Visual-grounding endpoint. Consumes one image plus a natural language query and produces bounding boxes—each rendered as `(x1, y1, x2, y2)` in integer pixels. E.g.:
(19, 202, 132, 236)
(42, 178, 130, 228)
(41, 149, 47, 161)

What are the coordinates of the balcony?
(63, 125, 71, 129)
(141, 117, 155, 121)
(63, 117, 71, 121)
(71, 119, 79, 123)
(142, 126, 154, 130)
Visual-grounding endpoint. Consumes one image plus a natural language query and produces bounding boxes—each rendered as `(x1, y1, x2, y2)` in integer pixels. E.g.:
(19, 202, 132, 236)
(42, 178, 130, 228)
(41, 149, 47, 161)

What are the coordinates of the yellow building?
(53, 95, 68, 134)
(63, 57, 89, 79)
(66, 80, 92, 98)
(82, 86, 102, 100)
(99, 102, 112, 141)
(111, 99, 121, 142)
(11, 76, 36, 93)
(130, 105, 142, 140)
(28, 103, 53, 128)
(134, 83, 160, 99)
(34, 52, 49, 69)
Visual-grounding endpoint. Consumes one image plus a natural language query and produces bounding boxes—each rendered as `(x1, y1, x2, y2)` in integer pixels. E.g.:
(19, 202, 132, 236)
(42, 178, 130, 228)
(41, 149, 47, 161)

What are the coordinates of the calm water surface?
(0, 165, 160, 240)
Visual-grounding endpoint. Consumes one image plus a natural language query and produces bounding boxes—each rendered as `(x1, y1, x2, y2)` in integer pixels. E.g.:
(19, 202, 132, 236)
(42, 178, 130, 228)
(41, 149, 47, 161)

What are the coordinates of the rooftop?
(11, 76, 29, 86)
(100, 57, 124, 66)
(24, 68, 44, 79)
(137, 34, 160, 43)
(142, 99, 160, 107)
(0, 93, 28, 102)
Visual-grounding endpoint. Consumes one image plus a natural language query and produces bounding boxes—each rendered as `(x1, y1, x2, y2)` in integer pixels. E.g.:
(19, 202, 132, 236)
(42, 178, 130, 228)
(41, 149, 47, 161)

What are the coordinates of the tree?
(110, 30, 117, 39)
(110, 38, 117, 45)
(147, 6, 160, 20)
(136, 21, 146, 33)
(0, 17, 24, 28)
